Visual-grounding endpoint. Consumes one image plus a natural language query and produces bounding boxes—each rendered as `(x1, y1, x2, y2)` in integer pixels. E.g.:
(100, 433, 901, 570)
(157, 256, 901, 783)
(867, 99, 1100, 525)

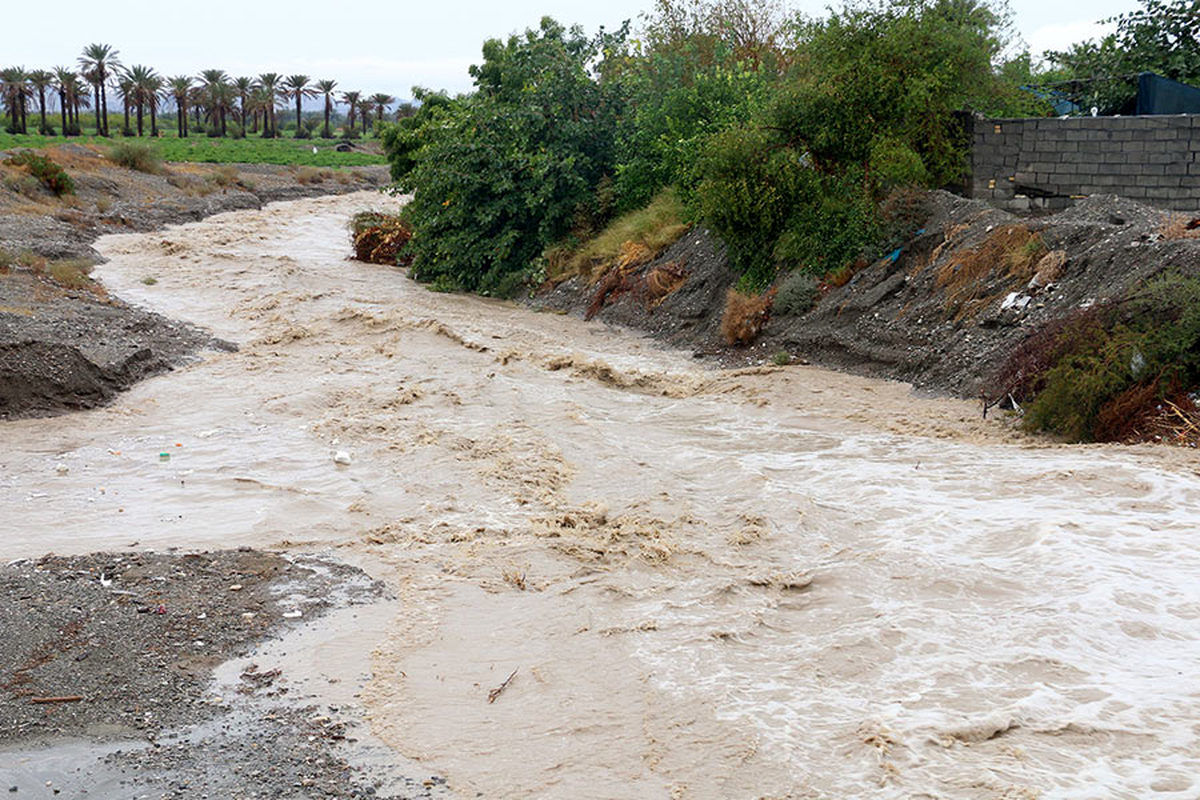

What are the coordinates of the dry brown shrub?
(721, 288, 774, 345)
(1094, 379, 1161, 442)
(1159, 214, 1200, 240)
(617, 240, 653, 269)
(585, 267, 637, 320)
(1032, 249, 1067, 287)
(352, 215, 413, 265)
(644, 262, 688, 306)
(936, 225, 1037, 317)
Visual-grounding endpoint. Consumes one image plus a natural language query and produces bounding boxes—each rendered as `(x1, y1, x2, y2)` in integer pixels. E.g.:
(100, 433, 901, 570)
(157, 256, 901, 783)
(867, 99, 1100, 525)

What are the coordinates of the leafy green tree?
(694, 0, 1017, 283)
(379, 87, 453, 180)
(393, 17, 624, 294)
(1048, 0, 1200, 113)
(79, 43, 119, 135)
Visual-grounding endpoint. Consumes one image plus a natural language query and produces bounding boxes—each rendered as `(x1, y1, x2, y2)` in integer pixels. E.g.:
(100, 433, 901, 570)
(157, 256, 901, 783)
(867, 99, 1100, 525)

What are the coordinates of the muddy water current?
(3, 192, 1199, 798)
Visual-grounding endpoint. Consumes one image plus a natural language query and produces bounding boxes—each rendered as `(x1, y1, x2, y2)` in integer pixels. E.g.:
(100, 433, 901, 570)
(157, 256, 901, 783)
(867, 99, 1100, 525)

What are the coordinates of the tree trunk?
(136, 100, 143, 136)
(100, 80, 109, 135)
(38, 88, 47, 133)
(93, 83, 102, 134)
(59, 90, 68, 134)
(150, 101, 157, 137)
(295, 94, 302, 134)
(323, 97, 330, 138)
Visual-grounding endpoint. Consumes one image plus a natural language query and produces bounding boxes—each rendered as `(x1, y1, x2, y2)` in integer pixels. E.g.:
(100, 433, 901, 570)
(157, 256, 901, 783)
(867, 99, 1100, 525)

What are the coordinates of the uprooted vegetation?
(993, 273, 1200, 444)
(349, 212, 413, 266)
(721, 288, 775, 346)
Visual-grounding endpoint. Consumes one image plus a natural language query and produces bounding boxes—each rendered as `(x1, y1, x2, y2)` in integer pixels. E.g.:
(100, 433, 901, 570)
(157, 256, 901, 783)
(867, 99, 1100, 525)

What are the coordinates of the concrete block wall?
(969, 115, 1200, 213)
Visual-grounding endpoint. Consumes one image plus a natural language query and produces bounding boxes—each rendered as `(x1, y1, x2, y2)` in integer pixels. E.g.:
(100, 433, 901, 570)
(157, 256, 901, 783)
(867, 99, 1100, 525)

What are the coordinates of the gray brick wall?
(969, 115, 1200, 213)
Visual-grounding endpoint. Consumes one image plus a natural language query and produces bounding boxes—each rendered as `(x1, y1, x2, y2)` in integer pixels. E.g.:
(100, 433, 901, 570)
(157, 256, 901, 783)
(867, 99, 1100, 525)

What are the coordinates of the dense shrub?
(6, 151, 74, 195)
(998, 274, 1200, 442)
(392, 18, 624, 294)
(774, 271, 819, 316)
(107, 141, 163, 174)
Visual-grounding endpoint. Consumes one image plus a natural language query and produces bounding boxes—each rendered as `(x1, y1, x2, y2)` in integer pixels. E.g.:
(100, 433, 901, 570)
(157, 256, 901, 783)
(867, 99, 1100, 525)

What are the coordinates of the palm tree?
(125, 66, 163, 137)
(168, 76, 193, 137)
(114, 73, 133, 134)
(340, 90, 361, 135)
(232, 76, 253, 133)
(1, 67, 29, 134)
(54, 68, 84, 135)
(314, 79, 337, 138)
(79, 43, 119, 135)
(282, 74, 314, 137)
(116, 74, 134, 134)
(53, 67, 73, 133)
(199, 69, 229, 136)
(369, 93, 394, 132)
(27, 70, 53, 134)
(257, 73, 282, 138)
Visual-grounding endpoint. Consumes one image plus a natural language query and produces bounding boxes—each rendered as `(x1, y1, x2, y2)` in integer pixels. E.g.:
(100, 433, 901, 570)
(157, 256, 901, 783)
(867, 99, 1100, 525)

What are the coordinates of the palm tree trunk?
(124, 100, 130, 135)
(295, 95, 302, 133)
(136, 101, 143, 136)
(38, 88, 47, 133)
(59, 90, 68, 134)
(100, 81, 109, 135)
(150, 101, 157, 137)
(324, 97, 330, 138)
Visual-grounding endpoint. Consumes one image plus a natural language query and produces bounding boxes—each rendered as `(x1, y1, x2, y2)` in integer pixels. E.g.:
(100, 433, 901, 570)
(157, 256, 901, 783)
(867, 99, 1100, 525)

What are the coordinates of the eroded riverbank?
(3, 192, 1199, 798)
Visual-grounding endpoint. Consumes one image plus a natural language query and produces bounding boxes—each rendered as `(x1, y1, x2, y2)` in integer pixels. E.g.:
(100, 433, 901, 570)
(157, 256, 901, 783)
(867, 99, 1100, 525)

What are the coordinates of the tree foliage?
(384, 0, 1039, 294)
(1048, 0, 1200, 113)
(387, 18, 625, 295)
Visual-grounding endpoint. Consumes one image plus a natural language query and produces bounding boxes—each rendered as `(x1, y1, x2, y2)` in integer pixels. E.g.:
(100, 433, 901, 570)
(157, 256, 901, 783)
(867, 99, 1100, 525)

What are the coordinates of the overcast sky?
(7, 0, 1133, 100)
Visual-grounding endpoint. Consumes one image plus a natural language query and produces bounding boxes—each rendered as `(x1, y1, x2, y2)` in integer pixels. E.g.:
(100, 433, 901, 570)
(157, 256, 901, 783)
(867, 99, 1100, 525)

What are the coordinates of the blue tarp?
(1136, 72, 1200, 115)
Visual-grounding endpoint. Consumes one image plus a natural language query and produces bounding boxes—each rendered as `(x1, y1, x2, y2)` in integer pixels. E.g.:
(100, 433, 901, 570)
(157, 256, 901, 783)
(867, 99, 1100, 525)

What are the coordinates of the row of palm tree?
(1, 44, 399, 140)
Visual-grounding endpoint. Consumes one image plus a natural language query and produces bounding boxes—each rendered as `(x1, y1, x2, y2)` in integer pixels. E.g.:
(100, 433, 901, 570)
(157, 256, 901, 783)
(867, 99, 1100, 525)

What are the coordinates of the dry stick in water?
(31, 696, 84, 704)
(487, 668, 519, 704)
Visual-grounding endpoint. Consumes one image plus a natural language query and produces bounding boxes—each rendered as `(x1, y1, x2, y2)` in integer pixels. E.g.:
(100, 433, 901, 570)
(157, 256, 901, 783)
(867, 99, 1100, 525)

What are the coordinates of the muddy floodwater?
(3, 192, 1199, 798)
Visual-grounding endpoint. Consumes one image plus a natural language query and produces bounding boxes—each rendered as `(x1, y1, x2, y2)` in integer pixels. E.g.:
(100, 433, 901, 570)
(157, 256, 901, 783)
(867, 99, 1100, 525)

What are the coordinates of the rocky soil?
(0, 550, 449, 799)
(537, 191, 1200, 400)
(0, 143, 390, 419)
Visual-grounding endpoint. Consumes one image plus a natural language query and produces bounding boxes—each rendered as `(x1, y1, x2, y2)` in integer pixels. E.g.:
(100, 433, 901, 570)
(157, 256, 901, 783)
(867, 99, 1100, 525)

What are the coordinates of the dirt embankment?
(0, 144, 389, 419)
(537, 191, 1200, 400)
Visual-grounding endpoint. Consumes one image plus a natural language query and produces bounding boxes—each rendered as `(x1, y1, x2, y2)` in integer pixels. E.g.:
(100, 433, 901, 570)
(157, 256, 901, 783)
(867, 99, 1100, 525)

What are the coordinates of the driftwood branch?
(31, 695, 84, 704)
(487, 668, 518, 704)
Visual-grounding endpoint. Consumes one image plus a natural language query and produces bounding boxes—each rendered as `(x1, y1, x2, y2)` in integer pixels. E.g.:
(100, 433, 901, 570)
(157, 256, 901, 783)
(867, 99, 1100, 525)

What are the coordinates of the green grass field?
(0, 131, 388, 168)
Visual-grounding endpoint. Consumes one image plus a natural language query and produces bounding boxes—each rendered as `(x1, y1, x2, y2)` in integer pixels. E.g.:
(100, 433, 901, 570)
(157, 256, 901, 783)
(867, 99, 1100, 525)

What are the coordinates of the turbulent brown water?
(3, 192, 1199, 798)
